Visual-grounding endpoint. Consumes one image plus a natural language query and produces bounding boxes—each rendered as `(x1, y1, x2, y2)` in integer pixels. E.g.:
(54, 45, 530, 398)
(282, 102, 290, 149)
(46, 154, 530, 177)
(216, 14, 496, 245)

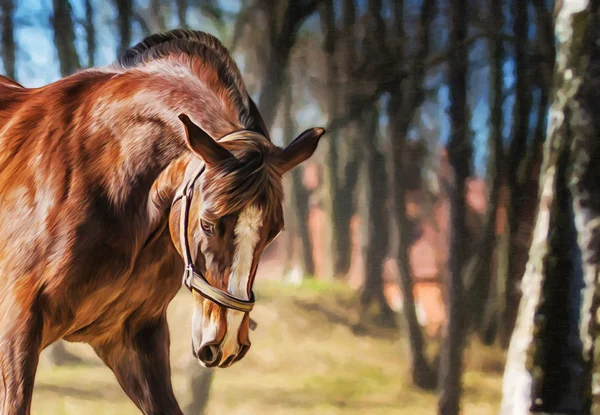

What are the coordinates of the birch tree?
(501, 1, 600, 413)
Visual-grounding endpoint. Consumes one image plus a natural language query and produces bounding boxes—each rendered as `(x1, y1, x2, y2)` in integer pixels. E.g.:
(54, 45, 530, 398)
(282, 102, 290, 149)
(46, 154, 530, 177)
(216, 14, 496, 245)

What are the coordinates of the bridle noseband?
(172, 164, 255, 313)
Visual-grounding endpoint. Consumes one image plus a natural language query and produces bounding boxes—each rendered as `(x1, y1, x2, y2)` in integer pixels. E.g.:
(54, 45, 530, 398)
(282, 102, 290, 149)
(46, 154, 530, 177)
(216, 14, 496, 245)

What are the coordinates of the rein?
(172, 164, 256, 313)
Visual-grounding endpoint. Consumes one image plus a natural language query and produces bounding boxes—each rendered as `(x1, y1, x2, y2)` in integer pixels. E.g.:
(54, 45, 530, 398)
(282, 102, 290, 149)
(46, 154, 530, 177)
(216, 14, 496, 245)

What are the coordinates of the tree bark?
(114, 0, 133, 56)
(437, 0, 470, 413)
(387, 0, 436, 390)
(571, 6, 600, 413)
(501, 2, 598, 413)
(51, 0, 81, 77)
(0, 0, 16, 80)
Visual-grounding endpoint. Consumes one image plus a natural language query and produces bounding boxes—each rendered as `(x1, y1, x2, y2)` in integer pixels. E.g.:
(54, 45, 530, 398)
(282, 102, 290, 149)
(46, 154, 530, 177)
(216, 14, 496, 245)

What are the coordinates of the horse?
(0, 29, 325, 414)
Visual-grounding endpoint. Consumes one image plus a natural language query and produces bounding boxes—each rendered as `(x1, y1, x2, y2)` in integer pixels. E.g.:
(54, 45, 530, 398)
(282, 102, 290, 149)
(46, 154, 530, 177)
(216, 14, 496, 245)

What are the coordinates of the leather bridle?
(172, 164, 255, 313)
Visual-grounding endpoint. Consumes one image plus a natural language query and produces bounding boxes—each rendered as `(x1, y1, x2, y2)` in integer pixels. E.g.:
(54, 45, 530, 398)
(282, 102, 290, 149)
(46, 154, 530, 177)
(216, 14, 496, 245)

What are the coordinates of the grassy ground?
(32, 279, 504, 414)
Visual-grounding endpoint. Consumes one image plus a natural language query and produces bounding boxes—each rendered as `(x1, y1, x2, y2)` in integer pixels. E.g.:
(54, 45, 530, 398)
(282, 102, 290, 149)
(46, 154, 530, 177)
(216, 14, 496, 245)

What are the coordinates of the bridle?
(172, 164, 255, 313)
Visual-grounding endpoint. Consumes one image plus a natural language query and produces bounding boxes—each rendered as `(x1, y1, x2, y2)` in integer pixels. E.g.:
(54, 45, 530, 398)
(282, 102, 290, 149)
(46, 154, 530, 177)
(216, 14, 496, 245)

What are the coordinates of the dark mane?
(113, 29, 270, 139)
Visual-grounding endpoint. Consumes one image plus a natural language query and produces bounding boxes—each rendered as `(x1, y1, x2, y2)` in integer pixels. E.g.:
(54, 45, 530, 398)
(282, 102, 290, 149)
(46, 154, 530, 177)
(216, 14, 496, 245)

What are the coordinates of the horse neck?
(86, 65, 243, 210)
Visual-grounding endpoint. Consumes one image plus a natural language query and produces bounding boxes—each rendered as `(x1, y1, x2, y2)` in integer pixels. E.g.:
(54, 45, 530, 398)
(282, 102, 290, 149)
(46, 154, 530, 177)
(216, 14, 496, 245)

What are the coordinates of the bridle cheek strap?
(177, 166, 255, 313)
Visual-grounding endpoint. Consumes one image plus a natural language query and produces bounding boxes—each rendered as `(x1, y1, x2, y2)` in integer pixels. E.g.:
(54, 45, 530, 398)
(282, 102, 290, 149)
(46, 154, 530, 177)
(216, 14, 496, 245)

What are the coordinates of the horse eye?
(200, 219, 214, 236)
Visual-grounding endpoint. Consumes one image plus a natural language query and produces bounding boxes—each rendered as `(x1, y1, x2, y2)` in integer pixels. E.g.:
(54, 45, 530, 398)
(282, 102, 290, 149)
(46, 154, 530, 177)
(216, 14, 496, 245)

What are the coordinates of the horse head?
(171, 114, 325, 368)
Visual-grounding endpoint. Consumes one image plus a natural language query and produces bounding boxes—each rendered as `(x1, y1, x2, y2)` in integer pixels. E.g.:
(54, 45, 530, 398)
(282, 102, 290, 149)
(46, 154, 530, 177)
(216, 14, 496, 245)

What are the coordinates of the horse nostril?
(198, 343, 221, 366)
(221, 354, 236, 367)
(235, 343, 251, 362)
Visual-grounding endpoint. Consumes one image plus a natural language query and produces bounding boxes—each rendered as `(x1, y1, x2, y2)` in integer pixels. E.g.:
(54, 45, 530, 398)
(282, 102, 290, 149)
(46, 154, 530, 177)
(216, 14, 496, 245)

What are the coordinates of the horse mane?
(111, 29, 270, 140)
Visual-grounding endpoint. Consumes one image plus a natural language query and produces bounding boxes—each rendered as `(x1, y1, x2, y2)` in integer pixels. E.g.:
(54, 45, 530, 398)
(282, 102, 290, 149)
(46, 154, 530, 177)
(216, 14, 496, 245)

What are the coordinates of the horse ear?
(278, 128, 326, 174)
(248, 97, 272, 141)
(178, 114, 234, 165)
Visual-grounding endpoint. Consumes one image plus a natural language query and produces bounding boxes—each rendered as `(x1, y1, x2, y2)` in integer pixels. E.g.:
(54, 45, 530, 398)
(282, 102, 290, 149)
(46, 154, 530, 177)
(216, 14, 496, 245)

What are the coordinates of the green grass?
(32, 279, 504, 414)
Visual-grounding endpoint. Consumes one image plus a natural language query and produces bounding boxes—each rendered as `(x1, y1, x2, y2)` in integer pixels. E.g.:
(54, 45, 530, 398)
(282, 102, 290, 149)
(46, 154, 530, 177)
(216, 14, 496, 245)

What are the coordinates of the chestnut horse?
(0, 30, 324, 414)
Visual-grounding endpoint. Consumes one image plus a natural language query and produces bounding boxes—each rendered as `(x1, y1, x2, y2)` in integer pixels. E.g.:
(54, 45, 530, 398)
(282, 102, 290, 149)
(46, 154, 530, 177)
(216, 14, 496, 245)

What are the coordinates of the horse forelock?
(200, 136, 284, 223)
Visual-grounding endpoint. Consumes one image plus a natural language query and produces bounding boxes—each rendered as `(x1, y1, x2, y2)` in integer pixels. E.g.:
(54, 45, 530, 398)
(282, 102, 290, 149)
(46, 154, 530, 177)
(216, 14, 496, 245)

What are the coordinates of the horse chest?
(64, 230, 184, 342)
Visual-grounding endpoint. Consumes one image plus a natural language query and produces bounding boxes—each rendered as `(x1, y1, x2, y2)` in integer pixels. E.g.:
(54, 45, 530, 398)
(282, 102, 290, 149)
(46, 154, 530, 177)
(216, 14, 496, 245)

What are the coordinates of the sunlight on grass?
(32, 279, 504, 414)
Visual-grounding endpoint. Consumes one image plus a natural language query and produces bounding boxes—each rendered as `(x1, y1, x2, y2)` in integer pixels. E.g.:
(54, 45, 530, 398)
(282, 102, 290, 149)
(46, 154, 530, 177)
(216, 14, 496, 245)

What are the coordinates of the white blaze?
(221, 205, 262, 361)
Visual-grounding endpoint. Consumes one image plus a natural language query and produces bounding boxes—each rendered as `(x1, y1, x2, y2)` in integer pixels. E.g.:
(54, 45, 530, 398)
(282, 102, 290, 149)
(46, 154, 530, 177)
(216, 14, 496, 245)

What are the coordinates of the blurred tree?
(478, 0, 555, 348)
(176, 0, 189, 29)
(360, 107, 395, 327)
(52, 0, 81, 77)
(150, 0, 167, 33)
(0, 0, 16, 80)
(326, 0, 360, 278)
(358, 0, 395, 327)
(320, 0, 342, 279)
(257, 0, 322, 129)
(437, 0, 470, 413)
(498, 0, 533, 347)
(465, 0, 504, 343)
(501, 2, 599, 412)
(114, 0, 133, 56)
(282, 69, 315, 276)
(84, 0, 95, 67)
(387, 0, 437, 390)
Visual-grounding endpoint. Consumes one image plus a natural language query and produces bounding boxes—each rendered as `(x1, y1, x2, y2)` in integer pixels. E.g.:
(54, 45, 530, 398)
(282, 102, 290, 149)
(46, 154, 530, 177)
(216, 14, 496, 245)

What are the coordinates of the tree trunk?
(257, 0, 321, 129)
(387, 0, 436, 390)
(466, 0, 504, 337)
(531, 0, 555, 89)
(0, 0, 16, 80)
(437, 0, 470, 413)
(360, 110, 395, 327)
(501, 2, 598, 413)
(320, 0, 343, 278)
(114, 0, 133, 56)
(282, 73, 315, 277)
(571, 5, 600, 412)
(333, 157, 359, 277)
(331, 0, 361, 278)
(499, 0, 532, 347)
(150, 0, 167, 33)
(84, 0, 95, 67)
(176, 0, 188, 29)
(51, 0, 81, 77)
